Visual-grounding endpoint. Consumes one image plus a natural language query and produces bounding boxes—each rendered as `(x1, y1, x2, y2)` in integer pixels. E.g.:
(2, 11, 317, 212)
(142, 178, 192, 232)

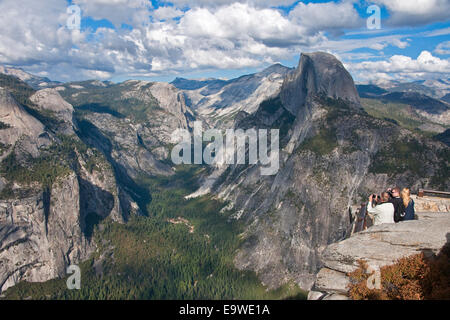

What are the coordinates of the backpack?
(391, 197, 405, 222)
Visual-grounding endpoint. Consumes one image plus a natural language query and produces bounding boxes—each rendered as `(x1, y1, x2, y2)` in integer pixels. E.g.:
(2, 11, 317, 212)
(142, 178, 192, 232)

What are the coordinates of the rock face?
(192, 52, 450, 290)
(309, 212, 450, 299)
(0, 164, 128, 293)
(0, 173, 91, 293)
(58, 80, 195, 178)
(29, 88, 75, 133)
(0, 77, 131, 293)
(0, 88, 48, 151)
(281, 52, 360, 116)
(175, 64, 292, 128)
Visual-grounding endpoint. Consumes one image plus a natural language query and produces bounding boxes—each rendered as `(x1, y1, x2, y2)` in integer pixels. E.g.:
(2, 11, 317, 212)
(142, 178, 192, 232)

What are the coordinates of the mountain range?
(0, 53, 448, 298)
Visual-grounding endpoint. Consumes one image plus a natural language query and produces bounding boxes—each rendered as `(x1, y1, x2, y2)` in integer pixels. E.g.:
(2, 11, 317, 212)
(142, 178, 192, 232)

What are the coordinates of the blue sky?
(0, 0, 449, 84)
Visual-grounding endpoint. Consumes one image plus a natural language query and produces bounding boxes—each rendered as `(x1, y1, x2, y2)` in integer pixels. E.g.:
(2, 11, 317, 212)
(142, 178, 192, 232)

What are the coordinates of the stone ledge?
(413, 195, 450, 213)
(308, 212, 450, 300)
(313, 267, 350, 294)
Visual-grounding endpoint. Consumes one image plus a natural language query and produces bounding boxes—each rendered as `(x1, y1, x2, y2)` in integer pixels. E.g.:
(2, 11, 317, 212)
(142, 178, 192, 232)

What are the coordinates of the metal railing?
(418, 189, 450, 197)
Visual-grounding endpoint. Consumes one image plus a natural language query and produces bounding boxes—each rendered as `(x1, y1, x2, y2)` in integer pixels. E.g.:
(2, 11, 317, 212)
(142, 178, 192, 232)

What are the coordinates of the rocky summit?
(281, 52, 361, 116)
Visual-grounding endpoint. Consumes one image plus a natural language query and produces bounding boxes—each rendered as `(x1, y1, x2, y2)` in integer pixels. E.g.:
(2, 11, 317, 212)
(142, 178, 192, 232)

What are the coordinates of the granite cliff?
(0, 78, 129, 293)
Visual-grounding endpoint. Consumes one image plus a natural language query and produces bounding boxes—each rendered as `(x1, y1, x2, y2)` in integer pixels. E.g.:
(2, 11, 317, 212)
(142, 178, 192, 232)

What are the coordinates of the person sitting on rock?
(367, 192, 395, 226)
(401, 187, 415, 221)
(388, 187, 406, 223)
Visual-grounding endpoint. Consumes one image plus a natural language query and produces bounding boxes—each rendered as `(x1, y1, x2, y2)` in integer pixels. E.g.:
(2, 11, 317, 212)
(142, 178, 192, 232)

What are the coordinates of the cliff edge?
(308, 209, 450, 300)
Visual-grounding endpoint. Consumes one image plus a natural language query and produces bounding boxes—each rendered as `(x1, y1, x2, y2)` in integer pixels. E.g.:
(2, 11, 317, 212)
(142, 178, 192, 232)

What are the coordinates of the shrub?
(348, 243, 450, 300)
(301, 128, 338, 155)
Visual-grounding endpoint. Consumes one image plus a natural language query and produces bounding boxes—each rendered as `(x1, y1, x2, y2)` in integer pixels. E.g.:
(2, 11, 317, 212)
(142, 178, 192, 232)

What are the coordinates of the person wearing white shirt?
(367, 192, 395, 226)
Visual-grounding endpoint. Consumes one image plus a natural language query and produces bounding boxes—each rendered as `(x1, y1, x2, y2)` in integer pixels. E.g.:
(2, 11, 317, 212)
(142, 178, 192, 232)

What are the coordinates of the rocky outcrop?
(82, 112, 174, 178)
(29, 88, 76, 134)
(0, 88, 49, 153)
(309, 212, 450, 300)
(148, 82, 193, 129)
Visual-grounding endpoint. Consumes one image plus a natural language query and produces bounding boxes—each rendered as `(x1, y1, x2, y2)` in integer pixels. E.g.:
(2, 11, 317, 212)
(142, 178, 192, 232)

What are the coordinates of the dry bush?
(348, 243, 450, 300)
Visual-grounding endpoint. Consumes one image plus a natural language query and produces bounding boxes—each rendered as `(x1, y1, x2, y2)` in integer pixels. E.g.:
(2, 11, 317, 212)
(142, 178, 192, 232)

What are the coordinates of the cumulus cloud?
(0, 0, 155, 80)
(349, 51, 450, 83)
(0, 0, 448, 82)
(0, 1, 317, 80)
(289, 1, 363, 35)
(152, 6, 184, 21)
(73, 0, 152, 27)
(372, 0, 450, 26)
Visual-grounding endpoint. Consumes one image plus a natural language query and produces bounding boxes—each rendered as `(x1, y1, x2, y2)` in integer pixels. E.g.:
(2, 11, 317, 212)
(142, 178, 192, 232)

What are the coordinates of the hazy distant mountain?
(382, 91, 449, 115)
(0, 66, 60, 89)
(356, 83, 450, 131)
(378, 78, 450, 99)
(171, 77, 228, 91)
(173, 64, 292, 128)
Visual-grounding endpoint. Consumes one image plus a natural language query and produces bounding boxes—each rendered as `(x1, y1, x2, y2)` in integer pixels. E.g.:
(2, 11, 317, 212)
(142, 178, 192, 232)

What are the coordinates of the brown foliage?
(348, 243, 450, 300)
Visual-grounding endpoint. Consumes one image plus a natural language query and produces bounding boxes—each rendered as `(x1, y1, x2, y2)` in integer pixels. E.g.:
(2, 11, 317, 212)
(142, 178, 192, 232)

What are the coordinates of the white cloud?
(349, 51, 450, 83)
(289, 1, 362, 35)
(372, 0, 450, 26)
(160, 0, 298, 9)
(0, 0, 447, 83)
(179, 3, 305, 43)
(73, 0, 152, 27)
(435, 41, 450, 55)
(152, 6, 184, 21)
(0, 0, 313, 80)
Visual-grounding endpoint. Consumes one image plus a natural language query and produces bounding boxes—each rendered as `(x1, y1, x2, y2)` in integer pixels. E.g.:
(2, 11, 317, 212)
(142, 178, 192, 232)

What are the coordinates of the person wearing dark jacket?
(388, 187, 405, 222)
(401, 187, 415, 221)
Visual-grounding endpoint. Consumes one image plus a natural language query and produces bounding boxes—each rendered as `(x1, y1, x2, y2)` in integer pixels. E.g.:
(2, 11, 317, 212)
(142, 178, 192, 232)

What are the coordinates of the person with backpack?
(388, 187, 406, 222)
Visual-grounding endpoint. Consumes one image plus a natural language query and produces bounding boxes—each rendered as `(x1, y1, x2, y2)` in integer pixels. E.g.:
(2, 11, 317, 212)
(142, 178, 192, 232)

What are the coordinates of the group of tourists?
(366, 187, 415, 226)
